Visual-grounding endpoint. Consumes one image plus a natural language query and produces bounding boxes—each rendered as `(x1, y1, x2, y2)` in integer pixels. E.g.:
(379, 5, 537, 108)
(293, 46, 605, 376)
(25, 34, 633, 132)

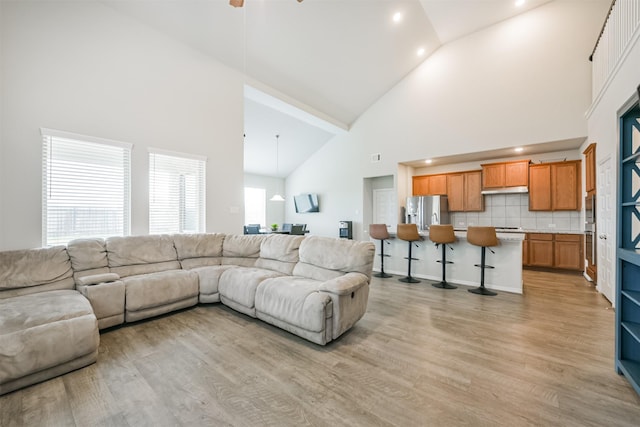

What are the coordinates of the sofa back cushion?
(292, 236, 375, 281)
(106, 235, 180, 278)
(173, 233, 225, 269)
(0, 246, 75, 299)
(67, 238, 110, 282)
(221, 234, 266, 267)
(255, 234, 304, 275)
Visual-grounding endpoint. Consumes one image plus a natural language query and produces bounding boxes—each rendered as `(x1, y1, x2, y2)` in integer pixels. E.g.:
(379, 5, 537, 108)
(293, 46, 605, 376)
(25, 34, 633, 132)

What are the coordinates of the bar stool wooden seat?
(369, 224, 392, 278)
(428, 224, 457, 289)
(467, 226, 498, 296)
(397, 224, 422, 283)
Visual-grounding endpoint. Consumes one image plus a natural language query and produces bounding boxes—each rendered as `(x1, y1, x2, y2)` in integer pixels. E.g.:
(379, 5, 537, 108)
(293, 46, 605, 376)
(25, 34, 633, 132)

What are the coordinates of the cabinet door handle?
(599, 234, 607, 240)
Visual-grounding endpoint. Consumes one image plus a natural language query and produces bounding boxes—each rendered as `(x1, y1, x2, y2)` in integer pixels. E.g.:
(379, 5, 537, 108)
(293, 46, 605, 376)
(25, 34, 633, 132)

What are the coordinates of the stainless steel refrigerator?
(405, 195, 450, 231)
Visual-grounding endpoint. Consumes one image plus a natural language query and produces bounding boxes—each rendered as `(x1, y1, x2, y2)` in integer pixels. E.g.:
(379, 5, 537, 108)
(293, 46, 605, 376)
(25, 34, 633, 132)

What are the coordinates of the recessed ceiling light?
(417, 47, 426, 57)
(515, 0, 525, 7)
(514, 147, 524, 152)
(392, 12, 402, 23)
(425, 159, 433, 164)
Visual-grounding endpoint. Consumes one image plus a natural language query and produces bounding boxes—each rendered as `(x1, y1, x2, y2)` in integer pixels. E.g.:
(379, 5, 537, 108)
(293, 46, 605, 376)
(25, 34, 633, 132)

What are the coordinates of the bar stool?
(467, 226, 498, 296)
(397, 224, 422, 283)
(369, 224, 392, 278)
(429, 224, 457, 289)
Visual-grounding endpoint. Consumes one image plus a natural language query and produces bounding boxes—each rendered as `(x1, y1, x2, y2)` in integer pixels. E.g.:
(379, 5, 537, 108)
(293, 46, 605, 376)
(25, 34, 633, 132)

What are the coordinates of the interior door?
(597, 154, 615, 305)
(373, 188, 397, 230)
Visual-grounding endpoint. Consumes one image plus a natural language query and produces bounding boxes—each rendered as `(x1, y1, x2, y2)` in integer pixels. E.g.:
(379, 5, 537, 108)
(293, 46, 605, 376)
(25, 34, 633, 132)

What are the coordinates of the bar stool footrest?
(436, 260, 454, 265)
(473, 264, 495, 269)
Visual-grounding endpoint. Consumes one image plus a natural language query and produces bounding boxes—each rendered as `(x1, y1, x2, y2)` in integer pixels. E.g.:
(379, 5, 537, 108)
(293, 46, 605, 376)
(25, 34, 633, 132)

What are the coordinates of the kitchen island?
(374, 228, 525, 294)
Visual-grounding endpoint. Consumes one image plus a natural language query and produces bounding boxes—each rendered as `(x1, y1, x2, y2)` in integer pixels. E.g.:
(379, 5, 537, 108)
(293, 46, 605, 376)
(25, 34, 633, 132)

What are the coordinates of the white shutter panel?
(149, 149, 206, 234)
(41, 129, 131, 246)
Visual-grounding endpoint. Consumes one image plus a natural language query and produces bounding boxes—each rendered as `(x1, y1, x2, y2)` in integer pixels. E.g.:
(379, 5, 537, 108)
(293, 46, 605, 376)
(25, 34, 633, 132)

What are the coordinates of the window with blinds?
(244, 187, 266, 227)
(149, 149, 206, 234)
(42, 129, 131, 246)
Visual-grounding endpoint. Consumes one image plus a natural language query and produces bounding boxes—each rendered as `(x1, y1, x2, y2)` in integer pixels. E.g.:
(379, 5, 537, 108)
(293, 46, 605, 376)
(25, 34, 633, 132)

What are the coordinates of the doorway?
(597, 154, 615, 305)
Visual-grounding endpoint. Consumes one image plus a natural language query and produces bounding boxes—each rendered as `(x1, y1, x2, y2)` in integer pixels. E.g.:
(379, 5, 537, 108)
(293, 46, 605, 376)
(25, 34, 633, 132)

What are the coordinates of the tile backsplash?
(450, 194, 582, 232)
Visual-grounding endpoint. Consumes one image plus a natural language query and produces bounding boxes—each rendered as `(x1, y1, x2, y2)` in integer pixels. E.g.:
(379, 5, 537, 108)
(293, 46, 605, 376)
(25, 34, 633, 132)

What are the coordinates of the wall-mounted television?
(294, 193, 319, 213)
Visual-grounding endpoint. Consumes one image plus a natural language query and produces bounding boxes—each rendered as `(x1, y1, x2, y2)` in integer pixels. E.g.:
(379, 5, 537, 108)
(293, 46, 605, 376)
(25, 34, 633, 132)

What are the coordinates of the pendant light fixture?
(270, 134, 285, 202)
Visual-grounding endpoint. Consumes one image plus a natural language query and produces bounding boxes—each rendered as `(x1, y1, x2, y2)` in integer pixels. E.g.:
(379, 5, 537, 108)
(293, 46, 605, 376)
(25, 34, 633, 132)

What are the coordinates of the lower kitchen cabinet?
(554, 234, 584, 270)
(523, 233, 583, 271)
(526, 234, 554, 268)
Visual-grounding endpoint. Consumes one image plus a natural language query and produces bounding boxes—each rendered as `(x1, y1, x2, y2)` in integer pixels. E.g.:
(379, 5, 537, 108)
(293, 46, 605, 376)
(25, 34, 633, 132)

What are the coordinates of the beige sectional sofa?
(0, 233, 374, 395)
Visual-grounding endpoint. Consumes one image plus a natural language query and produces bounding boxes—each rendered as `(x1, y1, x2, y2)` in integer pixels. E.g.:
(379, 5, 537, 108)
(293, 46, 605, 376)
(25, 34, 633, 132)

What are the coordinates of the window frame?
(41, 128, 132, 246)
(148, 147, 207, 235)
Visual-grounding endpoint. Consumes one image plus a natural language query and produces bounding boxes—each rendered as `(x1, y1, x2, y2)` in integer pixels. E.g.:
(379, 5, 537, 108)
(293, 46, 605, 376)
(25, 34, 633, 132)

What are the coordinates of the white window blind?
(149, 149, 206, 234)
(244, 187, 266, 227)
(42, 129, 131, 246)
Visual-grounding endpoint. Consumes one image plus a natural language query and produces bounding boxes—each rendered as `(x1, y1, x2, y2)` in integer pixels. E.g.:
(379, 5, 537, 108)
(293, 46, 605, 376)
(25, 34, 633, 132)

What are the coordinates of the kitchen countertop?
(453, 228, 582, 235)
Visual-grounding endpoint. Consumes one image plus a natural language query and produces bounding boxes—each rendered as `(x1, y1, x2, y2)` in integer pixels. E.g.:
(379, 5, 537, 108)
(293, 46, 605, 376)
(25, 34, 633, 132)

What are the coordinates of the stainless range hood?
(480, 186, 529, 195)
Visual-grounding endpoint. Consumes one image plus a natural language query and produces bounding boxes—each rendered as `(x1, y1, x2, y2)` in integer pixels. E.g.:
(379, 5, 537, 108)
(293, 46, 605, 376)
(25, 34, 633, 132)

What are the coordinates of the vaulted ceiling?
(102, 0, 559, 177)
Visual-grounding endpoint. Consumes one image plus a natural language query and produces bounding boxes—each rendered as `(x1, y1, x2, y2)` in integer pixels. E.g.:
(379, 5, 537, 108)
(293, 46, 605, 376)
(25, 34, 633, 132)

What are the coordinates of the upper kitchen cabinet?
(412, 174, 447, 196)
(529, 160, 582, 211)
(447, 170, 483, 212)
(583, 143, 596, 196)
(481, 160, 530, 188)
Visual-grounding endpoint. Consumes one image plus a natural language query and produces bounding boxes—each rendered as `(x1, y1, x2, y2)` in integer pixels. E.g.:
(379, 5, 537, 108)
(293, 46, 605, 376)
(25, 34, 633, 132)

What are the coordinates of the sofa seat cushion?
(0, 290, 99, 384)
(255, 276, 332, 333)
(218, 267, 283, 309)
(191, 265, 235, 298)
(123, 270, 199, 312)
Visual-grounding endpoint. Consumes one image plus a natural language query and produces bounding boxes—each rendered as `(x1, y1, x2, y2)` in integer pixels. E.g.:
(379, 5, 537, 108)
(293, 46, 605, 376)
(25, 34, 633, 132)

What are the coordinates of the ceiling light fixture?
(270, 134, 285, 202)
(425, 159, 433, 164)
(417, 47, 426, 57)
(514, 147, 524, 153)
(515, 0, 525, 7)
(393, 12, 402, 23)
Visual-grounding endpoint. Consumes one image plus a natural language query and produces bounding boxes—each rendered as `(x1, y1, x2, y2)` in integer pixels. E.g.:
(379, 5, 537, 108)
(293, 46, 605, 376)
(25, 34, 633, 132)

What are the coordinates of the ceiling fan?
(230, 0, 303, 7)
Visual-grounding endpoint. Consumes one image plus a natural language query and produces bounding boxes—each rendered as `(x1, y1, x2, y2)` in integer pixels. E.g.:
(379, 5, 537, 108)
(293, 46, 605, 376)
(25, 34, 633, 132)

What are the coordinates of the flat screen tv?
(294, 193, 319, 213)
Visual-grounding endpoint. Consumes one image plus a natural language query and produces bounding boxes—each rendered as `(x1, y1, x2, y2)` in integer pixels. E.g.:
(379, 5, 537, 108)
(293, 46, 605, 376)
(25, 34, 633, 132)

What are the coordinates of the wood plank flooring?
(2, 269, 640, 426)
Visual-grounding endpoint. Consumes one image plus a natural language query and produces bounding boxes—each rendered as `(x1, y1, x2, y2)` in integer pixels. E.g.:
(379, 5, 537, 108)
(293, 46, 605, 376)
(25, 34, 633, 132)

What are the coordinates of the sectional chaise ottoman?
(0, 233, 375, 395)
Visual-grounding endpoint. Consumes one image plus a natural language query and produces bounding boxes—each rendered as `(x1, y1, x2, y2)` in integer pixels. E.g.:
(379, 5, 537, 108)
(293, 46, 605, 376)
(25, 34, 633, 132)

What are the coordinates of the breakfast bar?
(373, 228, 525, 294)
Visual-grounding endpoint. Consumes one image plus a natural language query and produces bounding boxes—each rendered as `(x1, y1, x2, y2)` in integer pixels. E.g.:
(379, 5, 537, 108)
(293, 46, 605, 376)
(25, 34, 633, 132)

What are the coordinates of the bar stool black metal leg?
(432, 244, 456, 289)
(468, 246, 497, 296)
(400, 242, 420, 283)
(374, 240, 392, 278)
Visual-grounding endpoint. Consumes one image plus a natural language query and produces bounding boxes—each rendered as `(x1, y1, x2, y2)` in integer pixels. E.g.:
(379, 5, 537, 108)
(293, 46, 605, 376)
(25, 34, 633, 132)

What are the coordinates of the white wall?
(243, 173, 286, 228)
(287, 0, 607, 241)
(0, 2, 245, 250)
(585, 28, 640, 305)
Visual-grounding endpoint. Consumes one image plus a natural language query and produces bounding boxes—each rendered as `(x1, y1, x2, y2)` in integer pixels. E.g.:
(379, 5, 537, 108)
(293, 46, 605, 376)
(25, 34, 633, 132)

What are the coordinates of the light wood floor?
(2, 269, 640, 426)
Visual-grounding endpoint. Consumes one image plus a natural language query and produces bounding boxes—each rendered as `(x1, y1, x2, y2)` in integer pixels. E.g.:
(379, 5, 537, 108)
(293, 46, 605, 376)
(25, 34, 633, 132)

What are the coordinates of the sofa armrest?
(317, 272, 369, 296)
(77, 273, 120, 286)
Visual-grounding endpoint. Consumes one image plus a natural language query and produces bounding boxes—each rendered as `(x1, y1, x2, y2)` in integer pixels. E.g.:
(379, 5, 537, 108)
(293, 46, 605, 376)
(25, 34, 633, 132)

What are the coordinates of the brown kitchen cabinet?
(554, 234, 584, 270)
(523, 233, 584, 271)
(526, 233, 554, 268)
(447, 170, 483, 212)
(583, 143, 596, 196)
(481, 160, 529, 188)
(412, 174, 447, 196)
(528, 160, 581, 211)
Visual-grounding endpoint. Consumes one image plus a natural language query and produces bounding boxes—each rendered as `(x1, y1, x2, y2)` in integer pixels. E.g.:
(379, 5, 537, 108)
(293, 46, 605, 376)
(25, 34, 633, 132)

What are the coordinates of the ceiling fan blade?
(229, 0, 301, 7)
